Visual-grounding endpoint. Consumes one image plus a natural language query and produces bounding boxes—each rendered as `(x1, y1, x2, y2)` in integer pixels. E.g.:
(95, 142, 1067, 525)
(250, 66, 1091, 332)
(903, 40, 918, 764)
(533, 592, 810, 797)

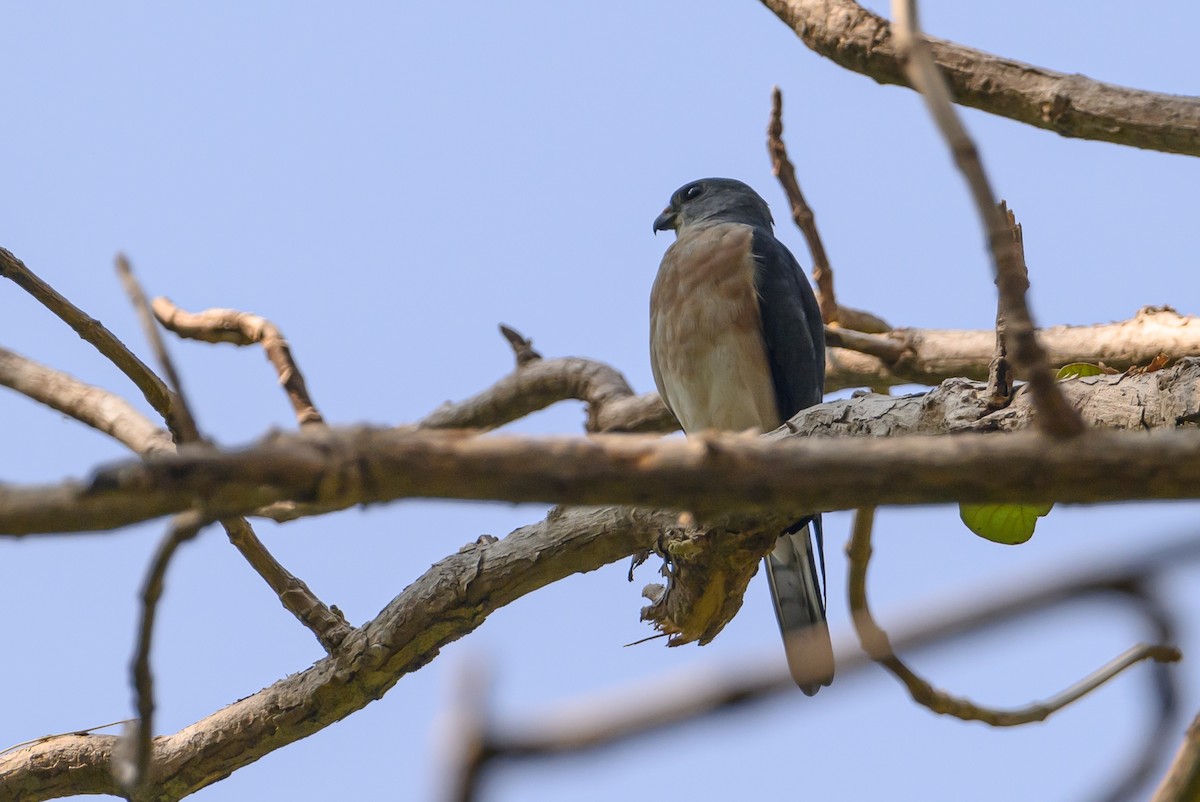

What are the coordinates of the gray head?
(652, 177, 774, 234)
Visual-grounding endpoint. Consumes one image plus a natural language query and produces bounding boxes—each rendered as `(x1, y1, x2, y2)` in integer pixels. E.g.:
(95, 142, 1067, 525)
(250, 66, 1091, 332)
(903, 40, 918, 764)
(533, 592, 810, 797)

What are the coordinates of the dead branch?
(767, 86, 839, 325)
(118, 512, 208, 794)
(758, 0, 1200, 157)
(9, 357, 1200, 539)
(0, 505, 670, 801)
(847, 507, 1179, 725)
(152, 296, 325, 427)
(11, 409, 1200, 537)
(1152, 713, 1200, 802)
(827, 307, 1200, 390)
(984, 203, 1019, 409)
(891, 0, 1083, 437)
(415, 309, 1200, 430)
(115, 255, 201, 443)
(420, 339, 677, 434)
(448, 533, 1193, 800)
(0, 311, 351, 654)
(0, 247, 177, 428)
(0, 347, 174, 455)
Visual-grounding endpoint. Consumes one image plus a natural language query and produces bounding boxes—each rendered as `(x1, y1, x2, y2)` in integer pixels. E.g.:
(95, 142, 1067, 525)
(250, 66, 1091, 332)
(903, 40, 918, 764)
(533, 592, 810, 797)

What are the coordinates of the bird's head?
(652, 177, 774, 235)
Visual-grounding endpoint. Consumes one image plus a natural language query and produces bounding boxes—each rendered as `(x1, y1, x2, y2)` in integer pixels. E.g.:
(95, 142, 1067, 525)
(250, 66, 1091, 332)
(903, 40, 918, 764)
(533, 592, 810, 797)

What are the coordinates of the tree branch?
(448, 533, 1194, 799)
(0, 248, 186, 435)
(118, 512, 208, 794)
(0, 330, 351, 654)
(1152, 713, 1200, 802)
(8, 416, 1200, 537)
(151, 296, 325, 428)
(847, 507, 1179, 725)
(758, 0, 1200, 157)
(0, 347, 174, 455)
(825, 306, 1200, 391)
(0, 506, 668, 801)
(890, 0, 1083, 437)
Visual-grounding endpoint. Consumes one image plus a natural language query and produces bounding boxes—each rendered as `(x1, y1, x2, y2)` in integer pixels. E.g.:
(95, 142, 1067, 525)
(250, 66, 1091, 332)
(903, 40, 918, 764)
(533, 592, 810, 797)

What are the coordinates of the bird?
(649, 177, 834, 694)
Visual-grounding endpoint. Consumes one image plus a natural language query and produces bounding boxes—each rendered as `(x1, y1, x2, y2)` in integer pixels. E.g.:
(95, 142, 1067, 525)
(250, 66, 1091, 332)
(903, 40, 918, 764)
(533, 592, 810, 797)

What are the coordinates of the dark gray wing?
(749, 227, 825, 421)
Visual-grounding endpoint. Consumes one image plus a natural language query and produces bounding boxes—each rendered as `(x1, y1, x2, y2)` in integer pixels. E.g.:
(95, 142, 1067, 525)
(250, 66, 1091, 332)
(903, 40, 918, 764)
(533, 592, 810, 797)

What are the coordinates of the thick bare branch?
(406, 309, 1200, 429)
(759, 0, 1200, 157)
(824, 306, 1200, 390)
(9, 394, 1200, 536)
(420, 354, 677, 434)
(152, 296, 325, 428)
(0, 506, 667, 801)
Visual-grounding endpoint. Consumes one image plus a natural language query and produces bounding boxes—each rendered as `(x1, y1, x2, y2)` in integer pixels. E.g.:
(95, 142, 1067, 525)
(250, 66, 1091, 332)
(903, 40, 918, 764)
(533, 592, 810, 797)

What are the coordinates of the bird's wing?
(750, 227, 825, 420)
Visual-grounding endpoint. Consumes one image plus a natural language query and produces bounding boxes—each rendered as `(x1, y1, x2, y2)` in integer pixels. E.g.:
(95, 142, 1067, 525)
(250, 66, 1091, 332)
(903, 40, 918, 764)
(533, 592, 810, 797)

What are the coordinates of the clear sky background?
(4, 2, 1200, 800)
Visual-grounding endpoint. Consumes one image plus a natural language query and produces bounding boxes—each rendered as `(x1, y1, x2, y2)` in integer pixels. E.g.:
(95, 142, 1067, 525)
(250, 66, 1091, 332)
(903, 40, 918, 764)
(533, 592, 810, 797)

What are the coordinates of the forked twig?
(115, 254, 201, 442)
(118, 260, 351, 652)
(0, 247, 173, 424)
(847, 507, 1180, 726)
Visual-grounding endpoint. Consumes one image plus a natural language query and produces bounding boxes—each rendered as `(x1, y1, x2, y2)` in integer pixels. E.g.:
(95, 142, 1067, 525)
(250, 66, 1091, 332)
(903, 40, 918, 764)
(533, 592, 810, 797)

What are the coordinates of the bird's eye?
(682, 183, 705, 201)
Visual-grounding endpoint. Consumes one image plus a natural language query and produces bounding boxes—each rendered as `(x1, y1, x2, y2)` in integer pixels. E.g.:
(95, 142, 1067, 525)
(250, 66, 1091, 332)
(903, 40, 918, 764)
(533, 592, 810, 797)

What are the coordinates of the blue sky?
(4, 2, 1200, 800)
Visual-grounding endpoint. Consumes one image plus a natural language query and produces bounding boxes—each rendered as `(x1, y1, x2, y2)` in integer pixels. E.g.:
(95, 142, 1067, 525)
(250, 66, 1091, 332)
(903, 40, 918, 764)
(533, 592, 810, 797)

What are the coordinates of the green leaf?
(959, 503, 1054, 545)
(1056, 362, 1105, 379)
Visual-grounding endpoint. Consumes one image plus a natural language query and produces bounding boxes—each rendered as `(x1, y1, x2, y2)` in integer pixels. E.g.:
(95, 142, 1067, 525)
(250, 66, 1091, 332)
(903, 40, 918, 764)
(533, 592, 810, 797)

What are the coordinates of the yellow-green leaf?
(959, 503, 1054, 545)
(1056, 362, 1105, 379)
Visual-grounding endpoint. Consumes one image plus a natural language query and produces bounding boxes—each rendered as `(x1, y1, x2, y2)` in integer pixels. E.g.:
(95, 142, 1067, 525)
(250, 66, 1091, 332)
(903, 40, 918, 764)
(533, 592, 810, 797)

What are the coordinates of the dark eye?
(682, 183, 705, 201)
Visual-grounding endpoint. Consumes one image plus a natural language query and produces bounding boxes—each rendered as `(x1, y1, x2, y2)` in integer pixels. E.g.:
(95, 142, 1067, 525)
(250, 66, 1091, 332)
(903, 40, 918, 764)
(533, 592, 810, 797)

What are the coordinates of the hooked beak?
(652, 207, 678, 234)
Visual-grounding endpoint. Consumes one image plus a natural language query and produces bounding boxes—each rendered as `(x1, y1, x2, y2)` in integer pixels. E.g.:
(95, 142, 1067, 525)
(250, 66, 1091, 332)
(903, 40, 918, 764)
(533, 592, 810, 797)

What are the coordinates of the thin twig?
(889, 0, 1084, 437)
(115, 262, 350, 651)
(1094, 584, 1181, 802)
(222, 518, 352, 651)
(984, 203, 1020, 409)
(0, 719, 133, 760)
(499, 324, 543, 368)
(767, 86, 838, 325)
(0, 247, 173, 421)
(846, 507, 1180, 726)
(119, 511, 208, 793)
(114, 255, 201, 443)
(151, 297, 325, 427)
